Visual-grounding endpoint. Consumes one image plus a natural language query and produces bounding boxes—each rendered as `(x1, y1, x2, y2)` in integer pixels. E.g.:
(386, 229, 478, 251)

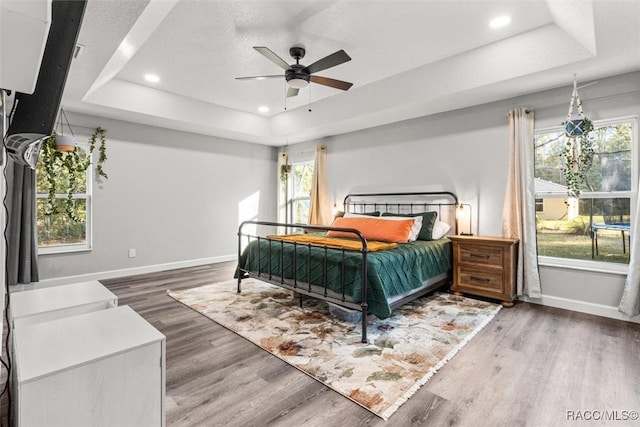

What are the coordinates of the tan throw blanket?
(265, 234, 398, 252)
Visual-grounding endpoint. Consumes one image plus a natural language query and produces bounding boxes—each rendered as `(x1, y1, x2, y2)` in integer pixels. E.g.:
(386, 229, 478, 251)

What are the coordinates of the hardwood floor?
(5, 262, 640, 426)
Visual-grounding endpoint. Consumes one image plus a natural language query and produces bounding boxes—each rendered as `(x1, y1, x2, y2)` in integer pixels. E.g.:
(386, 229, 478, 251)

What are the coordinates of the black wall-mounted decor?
(7, 0, 87, 136)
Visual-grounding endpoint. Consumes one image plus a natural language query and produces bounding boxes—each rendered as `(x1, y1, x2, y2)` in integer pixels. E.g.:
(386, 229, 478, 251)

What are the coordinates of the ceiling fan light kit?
(237, 45, 353, 98)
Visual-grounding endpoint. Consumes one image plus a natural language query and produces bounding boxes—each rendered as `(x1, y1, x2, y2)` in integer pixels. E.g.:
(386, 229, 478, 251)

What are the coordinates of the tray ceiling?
(56, 0, 640, 145)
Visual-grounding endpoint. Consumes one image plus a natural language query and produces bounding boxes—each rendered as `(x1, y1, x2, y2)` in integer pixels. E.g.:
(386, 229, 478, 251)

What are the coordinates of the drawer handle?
(470, 254, 490, 260)
(470, 276, 491, 283)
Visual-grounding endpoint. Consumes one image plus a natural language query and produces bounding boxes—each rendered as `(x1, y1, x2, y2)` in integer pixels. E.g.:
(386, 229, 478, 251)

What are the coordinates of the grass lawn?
(537, 231, 630, 264)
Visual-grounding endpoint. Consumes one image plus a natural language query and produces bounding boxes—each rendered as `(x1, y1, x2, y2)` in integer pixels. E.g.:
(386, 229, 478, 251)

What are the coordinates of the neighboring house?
(534, 178, 578, 221)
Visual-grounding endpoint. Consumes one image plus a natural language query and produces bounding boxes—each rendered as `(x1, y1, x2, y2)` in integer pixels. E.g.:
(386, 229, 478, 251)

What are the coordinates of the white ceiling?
(59, 0, 640, 146)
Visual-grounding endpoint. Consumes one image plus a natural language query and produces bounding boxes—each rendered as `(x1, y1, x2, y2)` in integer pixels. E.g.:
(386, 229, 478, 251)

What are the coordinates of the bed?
(236, 191, 459, 343)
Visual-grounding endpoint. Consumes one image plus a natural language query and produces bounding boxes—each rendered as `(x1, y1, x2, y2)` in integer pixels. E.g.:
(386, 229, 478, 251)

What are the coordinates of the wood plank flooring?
(6, 262, 640, 426)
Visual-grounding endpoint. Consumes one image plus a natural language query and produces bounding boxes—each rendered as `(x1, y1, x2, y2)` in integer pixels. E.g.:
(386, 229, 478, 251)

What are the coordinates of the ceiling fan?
(236, 46, 353, 97)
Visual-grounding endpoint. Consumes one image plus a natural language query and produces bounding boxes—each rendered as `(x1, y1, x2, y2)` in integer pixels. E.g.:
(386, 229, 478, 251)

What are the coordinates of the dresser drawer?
(459, 245, 504, 268)
(450, 235, 519, 307)
(456, 267, 504, 292)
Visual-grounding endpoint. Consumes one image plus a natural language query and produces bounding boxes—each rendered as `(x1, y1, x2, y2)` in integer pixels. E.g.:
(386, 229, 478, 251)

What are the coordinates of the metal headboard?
(343, 191, 460, 234)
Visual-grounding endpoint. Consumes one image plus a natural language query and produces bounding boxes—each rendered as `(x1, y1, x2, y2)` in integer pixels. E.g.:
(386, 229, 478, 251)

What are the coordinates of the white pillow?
(378, 215, 423, 242)
(431, 221, 451, 239)
(344, 212, 380, 218)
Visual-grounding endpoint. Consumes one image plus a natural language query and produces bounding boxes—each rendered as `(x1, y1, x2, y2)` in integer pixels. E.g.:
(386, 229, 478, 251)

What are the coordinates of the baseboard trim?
(25, 259, 640, 325)
(30, 255, 236, 290)
(522, 294, 640, 324)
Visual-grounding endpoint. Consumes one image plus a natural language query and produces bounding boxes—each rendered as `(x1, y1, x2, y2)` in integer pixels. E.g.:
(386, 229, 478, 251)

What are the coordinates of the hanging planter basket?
(53, 133, 76, 152)
(565, 118, 589, 137)
(52, 108, 77, 152)
(561, 78, 594, 198)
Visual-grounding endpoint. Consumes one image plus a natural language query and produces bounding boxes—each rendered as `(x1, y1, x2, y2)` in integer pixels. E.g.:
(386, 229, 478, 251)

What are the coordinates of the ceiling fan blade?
(287, 87, 299, 98)
(310, 75, 353, 91)
(254, 46, 290, 70)
(235, 75, 282, 80)
(303, 50, 351, 74)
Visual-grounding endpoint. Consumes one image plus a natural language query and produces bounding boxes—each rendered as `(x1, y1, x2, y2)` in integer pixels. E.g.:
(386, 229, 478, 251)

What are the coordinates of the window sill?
(538, 256, 628, 276)
(38, 245, 92, 255)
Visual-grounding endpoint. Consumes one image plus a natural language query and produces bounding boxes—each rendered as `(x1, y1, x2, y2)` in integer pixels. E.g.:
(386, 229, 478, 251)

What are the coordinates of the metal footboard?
(237, 220, 370, 343)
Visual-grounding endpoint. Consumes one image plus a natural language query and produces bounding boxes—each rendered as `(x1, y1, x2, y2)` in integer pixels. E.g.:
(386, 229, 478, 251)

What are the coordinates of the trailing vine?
(88, 126, 108, 179)
(41, 127, 108, 222)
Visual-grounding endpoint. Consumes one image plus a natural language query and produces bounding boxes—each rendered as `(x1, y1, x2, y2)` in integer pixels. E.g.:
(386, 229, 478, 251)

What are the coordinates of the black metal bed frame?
(237, 191, 459, 343)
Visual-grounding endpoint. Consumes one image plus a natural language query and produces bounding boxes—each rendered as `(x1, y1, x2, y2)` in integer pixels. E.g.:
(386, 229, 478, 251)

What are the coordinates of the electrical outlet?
(128, 248, 136, 258)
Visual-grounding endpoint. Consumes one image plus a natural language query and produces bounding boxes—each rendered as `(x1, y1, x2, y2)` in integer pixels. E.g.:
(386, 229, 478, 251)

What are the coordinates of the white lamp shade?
(54, 134, 76, 151)
(456, 204, 473, 235)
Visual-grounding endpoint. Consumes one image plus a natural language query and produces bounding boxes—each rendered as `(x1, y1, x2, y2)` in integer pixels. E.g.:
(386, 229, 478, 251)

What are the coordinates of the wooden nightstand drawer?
(459, 245, 504, 268)
(457, 267, 503, 292)
(449, 235, 519, 307)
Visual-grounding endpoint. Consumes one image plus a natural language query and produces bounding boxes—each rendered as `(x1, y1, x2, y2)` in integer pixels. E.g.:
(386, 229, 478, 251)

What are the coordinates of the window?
(35, 144, 92, 253)
(534, 118, 636, 265)
(286, 161, 313, 224)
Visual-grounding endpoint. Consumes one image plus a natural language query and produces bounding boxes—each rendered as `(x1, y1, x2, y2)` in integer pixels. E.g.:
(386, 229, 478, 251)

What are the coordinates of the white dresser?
(10, 280, 118, 329)
(13, 305, 166, 427)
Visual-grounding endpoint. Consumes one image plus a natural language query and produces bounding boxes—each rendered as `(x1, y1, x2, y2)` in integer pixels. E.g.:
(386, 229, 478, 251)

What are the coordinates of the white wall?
(34, 71, 640, 322)
(295, 70, 640, 322)
(38, 113, 277, 282)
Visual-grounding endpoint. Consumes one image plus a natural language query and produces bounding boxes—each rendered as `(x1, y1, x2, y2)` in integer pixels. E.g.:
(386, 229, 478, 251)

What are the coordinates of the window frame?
(286, 160, 313, 224)
(534, 116, 637, 273)
(36, 142, 93, 255)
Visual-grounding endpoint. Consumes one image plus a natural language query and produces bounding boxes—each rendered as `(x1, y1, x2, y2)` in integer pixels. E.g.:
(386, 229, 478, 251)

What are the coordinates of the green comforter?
(237, 238, 452, 319)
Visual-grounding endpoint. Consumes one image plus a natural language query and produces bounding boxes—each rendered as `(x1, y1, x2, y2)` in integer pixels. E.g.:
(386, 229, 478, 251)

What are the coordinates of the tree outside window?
(534, 119, 635, 264)
(35, 145, 92, 253)
(287, 162, 313, 224)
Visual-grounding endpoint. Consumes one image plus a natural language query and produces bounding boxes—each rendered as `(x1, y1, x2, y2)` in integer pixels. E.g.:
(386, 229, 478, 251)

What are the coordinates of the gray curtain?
(6, 160, 39, 286)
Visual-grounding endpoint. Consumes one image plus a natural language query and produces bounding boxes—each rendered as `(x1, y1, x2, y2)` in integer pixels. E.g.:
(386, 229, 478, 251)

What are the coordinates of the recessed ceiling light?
(144, 73, 160, 83)
(258, 106, 270, 113)
(489, 15, 511, 29)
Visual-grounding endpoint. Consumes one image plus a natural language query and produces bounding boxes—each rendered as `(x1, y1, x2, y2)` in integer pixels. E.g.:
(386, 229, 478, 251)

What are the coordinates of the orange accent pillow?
(326, 217, 415, 243)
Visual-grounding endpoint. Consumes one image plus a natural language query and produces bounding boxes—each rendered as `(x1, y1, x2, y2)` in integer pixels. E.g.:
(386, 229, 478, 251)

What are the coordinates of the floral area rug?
(167, 278, 501, 420)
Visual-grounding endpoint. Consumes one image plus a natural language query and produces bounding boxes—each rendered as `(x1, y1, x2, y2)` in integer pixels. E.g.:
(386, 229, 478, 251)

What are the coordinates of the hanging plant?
(88, 126, 108, 179)
(562, 122, 594, 198)
(280, 163, 292, 183)
(561, 78, 594, 198)
(40, 127, 108, 222)
(279, 151, 291, 184)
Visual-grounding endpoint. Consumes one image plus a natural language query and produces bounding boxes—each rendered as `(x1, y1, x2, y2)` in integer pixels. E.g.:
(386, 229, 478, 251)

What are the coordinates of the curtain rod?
(282, 144, 326, 155)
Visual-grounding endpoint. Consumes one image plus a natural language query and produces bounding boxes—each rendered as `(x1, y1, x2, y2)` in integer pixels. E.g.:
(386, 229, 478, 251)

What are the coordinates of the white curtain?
(619, 188, 640, 316)
(277, 149, 289, 224)
(308, 145, 329, 225)
(502, 107, 541, 298)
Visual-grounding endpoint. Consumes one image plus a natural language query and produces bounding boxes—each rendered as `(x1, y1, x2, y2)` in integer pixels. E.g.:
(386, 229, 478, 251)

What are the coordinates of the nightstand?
(449, 235, 519, 307)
